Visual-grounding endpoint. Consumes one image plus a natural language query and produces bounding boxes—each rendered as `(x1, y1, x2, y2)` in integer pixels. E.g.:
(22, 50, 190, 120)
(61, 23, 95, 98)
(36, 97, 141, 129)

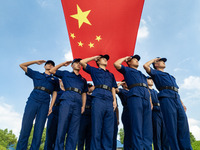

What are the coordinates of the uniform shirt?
(84, 64, 117, 100)
(117, 89, 128, 107)
(117, 65, 150, 99)
(149, 67, 179, 99)
(83, 94, 93, 115)
(26, 68, 60, 103)
(55, 70, 88, 100)
(149, 89, 160, 111)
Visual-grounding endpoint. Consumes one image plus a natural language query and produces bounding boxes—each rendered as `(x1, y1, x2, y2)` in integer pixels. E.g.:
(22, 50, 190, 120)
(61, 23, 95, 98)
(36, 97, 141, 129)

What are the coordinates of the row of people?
(16, 54, 192, 150)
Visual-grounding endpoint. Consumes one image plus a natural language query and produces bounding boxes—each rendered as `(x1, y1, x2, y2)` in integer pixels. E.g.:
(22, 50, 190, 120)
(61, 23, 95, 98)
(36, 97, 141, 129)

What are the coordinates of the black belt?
(128, 83, 148, 89)
(95, 85, 112, 92)
(153, 103, 160, 107)
(85, 105, 91, 109)
(34, 86, 51, 94)
(159, 86, 178, 92)
(65, 87, 82, 94)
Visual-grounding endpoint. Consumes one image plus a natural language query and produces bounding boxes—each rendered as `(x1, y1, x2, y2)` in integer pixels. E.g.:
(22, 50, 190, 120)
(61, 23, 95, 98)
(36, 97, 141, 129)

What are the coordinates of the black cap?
(130, 55, 140, 61)
(72, 58, 82, 64)
(87, 83, 93, 88)
(98, 54, 110, 61)
(126, 55, 140, 65)
(45, 60, 55, 66)
(152, 57, 167, 69)
(96, 54, 110, 66)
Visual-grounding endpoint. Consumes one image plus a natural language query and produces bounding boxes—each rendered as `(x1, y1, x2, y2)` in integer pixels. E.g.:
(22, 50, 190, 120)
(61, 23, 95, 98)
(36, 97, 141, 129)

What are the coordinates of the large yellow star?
(95, 35, 102, 42)
(71, 5, 92, 28)
(88, 42, 94, 48)
(78, 41, 84, 47)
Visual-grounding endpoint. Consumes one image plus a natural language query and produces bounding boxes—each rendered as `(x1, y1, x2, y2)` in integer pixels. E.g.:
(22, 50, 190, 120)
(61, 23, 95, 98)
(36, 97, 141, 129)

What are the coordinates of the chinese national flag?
(61, 0, 145, 81)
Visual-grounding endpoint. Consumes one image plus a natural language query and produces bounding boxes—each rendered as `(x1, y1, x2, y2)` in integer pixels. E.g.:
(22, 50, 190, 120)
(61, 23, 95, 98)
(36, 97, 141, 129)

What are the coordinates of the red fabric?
(61, 0, 145, 81)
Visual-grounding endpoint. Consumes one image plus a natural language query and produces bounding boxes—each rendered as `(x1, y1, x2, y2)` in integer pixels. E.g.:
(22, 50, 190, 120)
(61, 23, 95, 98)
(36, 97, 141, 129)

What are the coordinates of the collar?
(43, 72, 53, 77)
(98, 67, 109, 72)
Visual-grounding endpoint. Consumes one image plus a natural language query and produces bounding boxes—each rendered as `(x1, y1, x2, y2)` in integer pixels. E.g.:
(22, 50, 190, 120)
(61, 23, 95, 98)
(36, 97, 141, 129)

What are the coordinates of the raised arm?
(19, 60, 46, 72)
(143, 58, 160, 74)
(49, 61, 72, 74)
(80, 56, 101, 69)
(114, 56, 131, 70)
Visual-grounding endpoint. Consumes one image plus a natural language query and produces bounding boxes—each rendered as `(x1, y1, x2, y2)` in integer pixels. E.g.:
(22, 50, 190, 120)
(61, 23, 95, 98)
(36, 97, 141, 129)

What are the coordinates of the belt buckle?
(102, 85, 107, 89)
(74, 88, 78, 92)
(158, 103, 160, 106)
(41, 87, 45, 91)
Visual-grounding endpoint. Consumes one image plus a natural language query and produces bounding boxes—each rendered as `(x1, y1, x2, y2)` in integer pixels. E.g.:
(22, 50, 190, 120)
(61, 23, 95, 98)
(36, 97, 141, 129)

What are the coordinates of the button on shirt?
(149, 67, 179, 99)
(26, 68, 60, 103)
(55, 70, 88, 100)
(117, 65, 150, 99)
(149, 89, 160, 111)
(84, 64, 117, 100)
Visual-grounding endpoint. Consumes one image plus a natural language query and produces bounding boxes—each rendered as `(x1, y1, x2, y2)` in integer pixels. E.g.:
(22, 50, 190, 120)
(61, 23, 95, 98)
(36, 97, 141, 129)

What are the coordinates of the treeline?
(118, 128, 200, 150)
(0, 127, 199, 149)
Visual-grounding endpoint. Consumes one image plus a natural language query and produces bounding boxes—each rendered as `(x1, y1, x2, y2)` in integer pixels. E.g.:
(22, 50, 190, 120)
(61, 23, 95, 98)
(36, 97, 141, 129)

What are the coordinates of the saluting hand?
(124, 56, 132, 62)
(63, 60, 73, 66)
(154, 57, 161, 63)
(36, 60, 46, 65)
(94, 55, 101, 61)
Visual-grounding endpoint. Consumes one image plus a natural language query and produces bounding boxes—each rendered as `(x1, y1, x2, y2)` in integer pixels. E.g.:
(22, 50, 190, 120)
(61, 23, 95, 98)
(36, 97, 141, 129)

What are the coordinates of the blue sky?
(0, 0, 200, 140)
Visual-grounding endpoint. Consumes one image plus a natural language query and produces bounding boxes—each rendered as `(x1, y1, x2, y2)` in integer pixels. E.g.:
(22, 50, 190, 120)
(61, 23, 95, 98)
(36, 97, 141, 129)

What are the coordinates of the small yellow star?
(78, 41, 84, 47)
(88, 42, 94, 48)
(70, 33, 76, 39)
(95, 35, 102, 42)
(70, 5, 92, 28)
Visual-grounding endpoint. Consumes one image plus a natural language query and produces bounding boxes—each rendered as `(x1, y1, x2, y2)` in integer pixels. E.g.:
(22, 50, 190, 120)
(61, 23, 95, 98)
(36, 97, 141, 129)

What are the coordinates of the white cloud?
(0, 97, 22, 137)
(188, 118, 200, 140)
(181, 76, 200, 90)
(64, 50, 73, 61)
(137, 19, 149, 41)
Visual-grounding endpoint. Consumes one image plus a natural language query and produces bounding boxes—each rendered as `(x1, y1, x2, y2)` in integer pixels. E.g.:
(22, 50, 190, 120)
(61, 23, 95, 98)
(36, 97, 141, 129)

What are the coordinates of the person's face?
(147, 78, 154, 86)
(128, 58, 139, 68)
(155, 60, 166, 69)
(44, 63, 54, 70)
(97, 57, 108, 66)
(72, 61, 81, 70)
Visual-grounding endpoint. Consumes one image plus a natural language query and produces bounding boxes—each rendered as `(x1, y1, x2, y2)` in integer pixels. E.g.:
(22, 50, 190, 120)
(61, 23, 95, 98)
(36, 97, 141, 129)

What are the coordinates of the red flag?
(61, 0, 145, 81)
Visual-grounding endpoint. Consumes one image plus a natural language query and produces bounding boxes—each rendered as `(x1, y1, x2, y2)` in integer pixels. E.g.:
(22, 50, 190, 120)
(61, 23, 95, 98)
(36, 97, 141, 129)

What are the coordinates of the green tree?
(192, 141, 200, 150)
(118, 128, 124, 144)
(190, 132, 196, 144)
(27, 126, 46, 150)
(0, 129, 17, 149)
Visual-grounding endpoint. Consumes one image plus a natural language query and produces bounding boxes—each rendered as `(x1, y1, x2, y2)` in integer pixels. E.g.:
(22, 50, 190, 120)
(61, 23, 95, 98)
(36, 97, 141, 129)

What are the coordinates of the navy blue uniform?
(117, 65, 152, 150)
(54, 71, 88, 150)
(112, 109, 118, 150)
(44, 90, 64, 150)
(149, 67, 192, 150)
(84, 64, 117, 150)
(78, 94, 92, 150)
(117, 88, 131, 150)
(150, 89, 169, 150)
(16, 68, 59, 150)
